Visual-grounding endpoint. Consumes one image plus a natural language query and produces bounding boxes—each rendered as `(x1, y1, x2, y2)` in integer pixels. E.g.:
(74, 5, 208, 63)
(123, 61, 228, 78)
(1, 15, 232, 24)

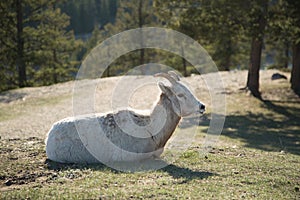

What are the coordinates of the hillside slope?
(1, 70, 300, 199)
(0, 70, 298, 140)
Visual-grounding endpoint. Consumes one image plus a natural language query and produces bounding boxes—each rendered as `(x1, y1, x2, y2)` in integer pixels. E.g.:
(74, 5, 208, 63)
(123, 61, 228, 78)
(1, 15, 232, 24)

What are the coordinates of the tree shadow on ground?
(223, 100, 300, 155)
(45, 159, 215, 181)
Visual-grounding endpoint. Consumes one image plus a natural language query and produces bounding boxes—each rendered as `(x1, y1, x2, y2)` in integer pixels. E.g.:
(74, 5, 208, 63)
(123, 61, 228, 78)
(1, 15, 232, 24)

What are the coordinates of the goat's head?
(155, 71, 205, 117)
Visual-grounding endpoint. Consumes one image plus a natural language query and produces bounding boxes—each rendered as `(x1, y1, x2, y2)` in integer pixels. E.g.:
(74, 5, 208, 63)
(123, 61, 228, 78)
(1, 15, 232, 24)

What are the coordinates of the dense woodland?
(0, 0, 299, 96)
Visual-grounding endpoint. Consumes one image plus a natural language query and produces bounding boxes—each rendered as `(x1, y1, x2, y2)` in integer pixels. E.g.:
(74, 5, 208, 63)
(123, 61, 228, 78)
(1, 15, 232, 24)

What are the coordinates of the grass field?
(0, 71, 299, 199)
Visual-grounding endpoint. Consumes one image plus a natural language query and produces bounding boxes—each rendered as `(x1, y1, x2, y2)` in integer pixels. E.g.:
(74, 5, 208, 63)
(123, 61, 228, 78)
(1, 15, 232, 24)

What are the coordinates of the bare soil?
(0, 70, 297, 140)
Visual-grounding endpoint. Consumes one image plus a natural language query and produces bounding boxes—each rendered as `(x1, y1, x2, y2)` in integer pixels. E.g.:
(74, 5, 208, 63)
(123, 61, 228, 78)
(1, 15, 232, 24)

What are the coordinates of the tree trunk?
(106, 45, 110, 77)
(221, 52, 231, 71)
(181, 45, 187, 76)
(284, 41, 289, 69)
(221, 38, 232, 71)
(138, 0, 145, 74)
(246, 1, 267, 98)
(16, 0, 26, 87)
(291, 43, 300, 95)
(53, 49, 58, 83)
(247, 37, 263, 98)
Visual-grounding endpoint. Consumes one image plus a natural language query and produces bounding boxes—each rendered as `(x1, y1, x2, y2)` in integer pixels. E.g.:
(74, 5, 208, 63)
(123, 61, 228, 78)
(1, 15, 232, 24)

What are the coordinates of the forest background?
(1, 0, 299, 97)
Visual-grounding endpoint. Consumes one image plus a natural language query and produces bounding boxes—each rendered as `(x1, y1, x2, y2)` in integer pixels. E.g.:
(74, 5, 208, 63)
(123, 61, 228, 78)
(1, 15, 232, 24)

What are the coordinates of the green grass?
(0, 79, 300, 199)
(0, 138, 299, 199)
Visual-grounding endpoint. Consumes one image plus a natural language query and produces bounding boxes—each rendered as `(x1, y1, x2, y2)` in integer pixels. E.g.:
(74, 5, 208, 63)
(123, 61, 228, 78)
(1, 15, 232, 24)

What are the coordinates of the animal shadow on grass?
(45, 159, 215, 181)
(161, 164, 215, 182)
(45, 159, 108, 172)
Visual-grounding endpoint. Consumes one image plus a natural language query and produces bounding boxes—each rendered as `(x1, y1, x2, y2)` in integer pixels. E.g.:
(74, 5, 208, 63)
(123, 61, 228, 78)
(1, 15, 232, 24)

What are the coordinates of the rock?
(271, 73, 287, 80)
(4, 179, 12, 186)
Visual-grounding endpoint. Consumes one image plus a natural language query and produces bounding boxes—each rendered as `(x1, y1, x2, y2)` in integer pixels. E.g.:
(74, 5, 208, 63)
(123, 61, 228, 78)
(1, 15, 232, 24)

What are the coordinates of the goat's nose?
(199, 104, 205, 114)
(200, 104, 205, 110)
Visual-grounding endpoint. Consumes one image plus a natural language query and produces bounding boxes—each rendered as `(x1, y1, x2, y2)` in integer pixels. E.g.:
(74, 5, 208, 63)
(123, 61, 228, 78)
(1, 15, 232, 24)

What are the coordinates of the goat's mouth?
(199, 104, 205, 114)
(199, 110, 205, 114)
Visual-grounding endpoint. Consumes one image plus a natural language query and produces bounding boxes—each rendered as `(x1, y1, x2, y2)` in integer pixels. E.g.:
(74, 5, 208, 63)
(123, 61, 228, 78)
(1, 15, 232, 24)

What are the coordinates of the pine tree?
(286, 0, 300, 95)
(0, 0, 80, 90)
(0, 1, 19, 90)
(266, 0, 300, 95)
(154, 0, 247, 71)
(28, 3, 79, 85)
(266, 0, 291, 69)
(245, 0, 268, 98)
(90, 0, 158, 75)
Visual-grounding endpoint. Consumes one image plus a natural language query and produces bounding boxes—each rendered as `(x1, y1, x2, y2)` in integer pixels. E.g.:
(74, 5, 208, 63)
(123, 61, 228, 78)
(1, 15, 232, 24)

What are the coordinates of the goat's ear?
(158, 82, 171, 94)
(158, 82, 181, 116)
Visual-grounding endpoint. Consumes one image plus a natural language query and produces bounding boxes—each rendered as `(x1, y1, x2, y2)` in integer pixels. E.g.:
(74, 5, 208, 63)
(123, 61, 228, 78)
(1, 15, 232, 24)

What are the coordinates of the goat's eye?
(177, 94, 185, 98)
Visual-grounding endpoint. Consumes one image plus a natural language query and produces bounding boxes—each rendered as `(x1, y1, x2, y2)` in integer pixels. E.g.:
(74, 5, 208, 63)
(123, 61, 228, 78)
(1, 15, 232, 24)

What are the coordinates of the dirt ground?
(0, 70, 299, 198)
(0, 70, 296, 140)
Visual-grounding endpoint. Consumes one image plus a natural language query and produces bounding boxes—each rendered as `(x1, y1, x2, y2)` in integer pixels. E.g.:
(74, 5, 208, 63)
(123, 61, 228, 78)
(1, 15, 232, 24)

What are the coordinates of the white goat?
(45, 71, 205, 164)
